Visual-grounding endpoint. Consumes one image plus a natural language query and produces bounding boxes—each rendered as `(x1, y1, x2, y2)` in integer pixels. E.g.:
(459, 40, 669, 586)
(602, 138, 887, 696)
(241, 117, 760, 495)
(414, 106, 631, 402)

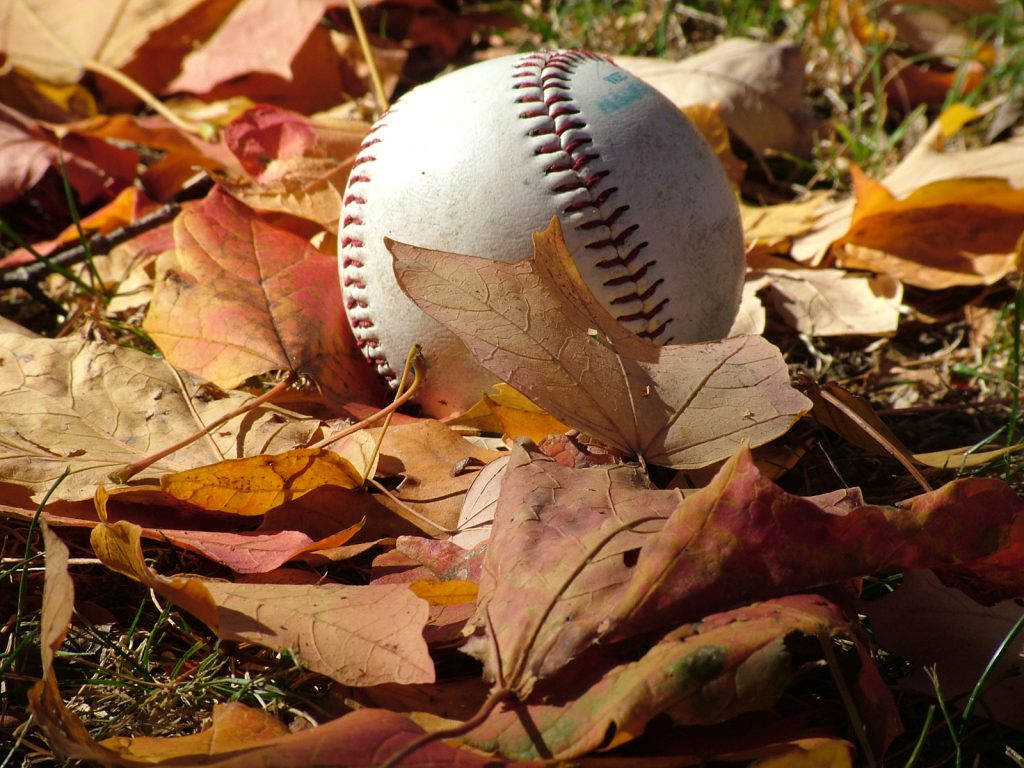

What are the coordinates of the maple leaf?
(390, 218, 811, 470)
(0, 332, 325, 502)
(221, 105, 369, 232)
(0, 102, 136, 205)
(143, 187, 385, 412)
(0, 0, 207, 83)
(834, 167, 1024, 289)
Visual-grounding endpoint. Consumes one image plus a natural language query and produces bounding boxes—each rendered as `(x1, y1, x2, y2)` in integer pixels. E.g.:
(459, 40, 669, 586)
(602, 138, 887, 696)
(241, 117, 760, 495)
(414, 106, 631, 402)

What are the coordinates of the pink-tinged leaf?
(464, 444, 681, 695)
(157, 523, 362, 574)
(91, 521, 434, 686)
(0, 102, 136, 205)
(467, 443, 1024, 697)
(143, 187, 385, 411)
(170, 0, 329, 93)
(222, 105, 370, 232)
(459, 595, 896, 761)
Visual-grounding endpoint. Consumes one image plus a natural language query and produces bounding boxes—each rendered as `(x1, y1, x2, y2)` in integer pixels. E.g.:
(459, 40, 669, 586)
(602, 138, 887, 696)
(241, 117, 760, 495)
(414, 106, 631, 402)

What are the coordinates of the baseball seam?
(513, 50, 673, 341)
(340, 120, 400, 383)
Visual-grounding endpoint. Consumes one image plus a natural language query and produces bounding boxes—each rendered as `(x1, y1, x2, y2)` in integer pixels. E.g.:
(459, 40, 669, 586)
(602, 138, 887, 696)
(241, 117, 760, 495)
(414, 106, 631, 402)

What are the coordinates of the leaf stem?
(817, 629, 878, 768)
(378, 687, 515, 768)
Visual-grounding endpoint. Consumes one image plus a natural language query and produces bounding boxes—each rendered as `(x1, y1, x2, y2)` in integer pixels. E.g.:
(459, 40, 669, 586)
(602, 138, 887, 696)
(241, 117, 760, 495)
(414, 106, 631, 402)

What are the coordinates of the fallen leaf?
(0, 332, 326, 502)
(450, 454, 509, 550)
(91, 519, 435, 686)
(466, 442, 1024, 694)
(100, 702, 289, 759)
(40, 523, 74, 673)
(459, 595, 893, 760)
(618, 39, 814, 156)
(390, 218, 811, 470)
(170, 0, 329, 93)
(792, 118, 1024, 265)
(158, 442, 372, 516)
(861, 569, 1024, 729)
(143, 186, 385, 411)
(0, 102, 136, 205)
(0, 186, 157, 271)
(914, 443, 1024, 469)
(0, 0, 207, 82)
(221, 105, 369, 231)
(760, 267, 903, 336)
(370, 419, 504, 534)
(833, 168, 1024, 289)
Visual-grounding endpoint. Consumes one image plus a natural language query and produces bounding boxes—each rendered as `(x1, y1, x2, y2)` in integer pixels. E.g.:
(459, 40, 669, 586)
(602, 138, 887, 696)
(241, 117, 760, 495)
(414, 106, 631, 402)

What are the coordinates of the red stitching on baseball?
(339, 117, 395, 381)
(516, 50, 673, 342)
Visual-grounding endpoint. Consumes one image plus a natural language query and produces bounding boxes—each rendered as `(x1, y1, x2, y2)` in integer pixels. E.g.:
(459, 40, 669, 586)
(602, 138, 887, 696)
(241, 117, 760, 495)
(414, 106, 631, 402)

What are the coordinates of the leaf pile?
(3, 1, 1024, 766)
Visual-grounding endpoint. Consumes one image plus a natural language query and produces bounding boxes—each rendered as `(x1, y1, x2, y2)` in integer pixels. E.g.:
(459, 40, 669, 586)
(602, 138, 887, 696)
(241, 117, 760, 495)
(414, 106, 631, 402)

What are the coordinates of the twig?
(307, 358, 422, 451)
(0, 197, 193, 291)
(378, 687, 516, 768)
(817, 630, 878, 768)
(107, 373, 296, 484)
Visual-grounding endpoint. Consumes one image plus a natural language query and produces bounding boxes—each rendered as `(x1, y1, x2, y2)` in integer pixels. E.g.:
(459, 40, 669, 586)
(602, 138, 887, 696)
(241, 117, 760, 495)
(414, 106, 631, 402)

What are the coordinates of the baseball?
(340, 50, 745, 417)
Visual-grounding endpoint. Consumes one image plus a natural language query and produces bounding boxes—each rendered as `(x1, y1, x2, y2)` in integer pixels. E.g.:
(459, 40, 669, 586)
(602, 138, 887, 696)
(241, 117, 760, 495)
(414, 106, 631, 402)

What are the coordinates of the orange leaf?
(836, 168, 1024, 288)
(409, 579, 479, 606)
(100, 702, 288, 759)
(143, 187, 385, 411)
(159, 445, 369, 516)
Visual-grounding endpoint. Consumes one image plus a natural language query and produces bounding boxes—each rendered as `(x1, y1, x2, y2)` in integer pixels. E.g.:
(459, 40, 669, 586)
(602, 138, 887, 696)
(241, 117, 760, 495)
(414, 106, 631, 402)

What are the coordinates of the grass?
(3, 0, 1024, 765)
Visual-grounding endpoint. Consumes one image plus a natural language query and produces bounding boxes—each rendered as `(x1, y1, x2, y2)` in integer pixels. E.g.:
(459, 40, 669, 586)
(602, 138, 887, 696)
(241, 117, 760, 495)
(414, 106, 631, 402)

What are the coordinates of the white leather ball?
(340, 50, 745, 417)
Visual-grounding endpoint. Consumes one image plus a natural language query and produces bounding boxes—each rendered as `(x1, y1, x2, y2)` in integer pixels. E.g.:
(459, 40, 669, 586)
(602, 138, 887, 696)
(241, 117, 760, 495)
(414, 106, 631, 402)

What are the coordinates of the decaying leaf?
(0, 0, 207, 82)
(370, 419, 505, 534)
(144, 186, 384, 411)
(465, 442, 1024, 695)
(91, 520, 435, 686)
(221, 104, 369, 231)
(0, 332, 326, 502)
(459, 595, 893, 760)
(861, 569, 1024, 729)
(157, 439, 373, 516)
(390, 218, 811, 471)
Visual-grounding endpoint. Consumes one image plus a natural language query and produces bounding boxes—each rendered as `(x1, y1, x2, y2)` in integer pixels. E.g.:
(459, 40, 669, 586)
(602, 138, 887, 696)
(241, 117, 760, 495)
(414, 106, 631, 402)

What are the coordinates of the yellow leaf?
(751, 738, 853, 767)
(409, 579, 478, 606)
(915, 443, 1024, 469)
(939, 102, 982, 137)
(160, 447, 365, 516)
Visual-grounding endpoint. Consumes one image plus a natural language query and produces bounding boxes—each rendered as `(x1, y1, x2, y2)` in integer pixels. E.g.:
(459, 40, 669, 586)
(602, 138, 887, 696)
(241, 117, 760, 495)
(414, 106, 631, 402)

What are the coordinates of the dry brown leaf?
(450, 454, 510, 550)
(0, 332, 326, 502)
(91, 519, 435, 686)
(761, 267, 903, 336)
(390, 219, 811, 470)
(617, 39, 814, 156)
(0, 0, 208, 82)
(862, 569, 1024, 729)
(371, 420, 504, 534)
(40, 523, 73, 673)
(829, 169, 1024, 289)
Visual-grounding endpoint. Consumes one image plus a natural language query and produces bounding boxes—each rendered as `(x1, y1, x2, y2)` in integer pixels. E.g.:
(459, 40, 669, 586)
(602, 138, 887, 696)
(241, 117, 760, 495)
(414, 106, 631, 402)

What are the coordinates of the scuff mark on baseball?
(339, 49, 745, 417)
